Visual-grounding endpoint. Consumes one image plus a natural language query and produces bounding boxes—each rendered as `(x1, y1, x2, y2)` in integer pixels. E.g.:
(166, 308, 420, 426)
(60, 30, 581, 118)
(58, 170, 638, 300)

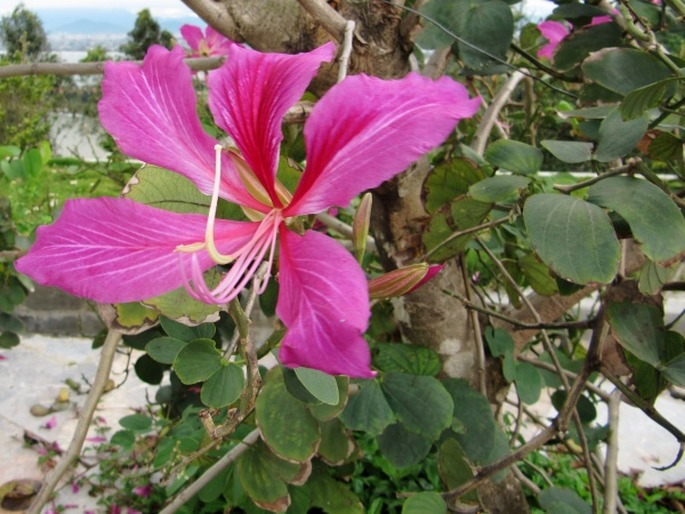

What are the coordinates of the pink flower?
(0, 354, 6, 360)
(86, 435, 107, 443)
(537, 21, 570, 59)
(132, 484, 152, 497)
(43, 415, 57, 430)
(72, 481, 79, 493)
(180, 24, 231, 58)
(15, 43, 479, 377)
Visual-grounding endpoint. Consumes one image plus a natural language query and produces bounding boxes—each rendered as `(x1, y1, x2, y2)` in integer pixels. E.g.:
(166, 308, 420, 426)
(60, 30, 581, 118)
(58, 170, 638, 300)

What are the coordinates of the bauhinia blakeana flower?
(537, 14, 615, 60)
(180, 24, 231, 58)
(16, 42, 480, 377)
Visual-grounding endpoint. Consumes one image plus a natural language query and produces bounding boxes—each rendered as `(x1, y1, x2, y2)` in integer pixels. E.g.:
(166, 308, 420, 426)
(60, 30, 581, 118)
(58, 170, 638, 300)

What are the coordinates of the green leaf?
(146, 336, 187, 365)
(237, 441, 291, 512)
(541, 140, 594, 164)
(442, 378, 497, 464)
(519, 253, 559, 296)
(469, 175, 530, 202)
(160, 317, 215, 342)
(134, 353, 164, 385)
(485, 327, 515, 358)
(256, 367, 320, 462)
(455, 0, 514, 72)
(554, 23, 622, 71)
(119, 413, 152, 432)
(294, 367, 339, 406)
(308, 377, 349, 422)
(649, 132, 683, 163)
(424, 158, 486, 214)
(378, 422, 432, 468)
(662, 353, 685, 387)
(538, 487, 591, 514)
(143, 282, 220, 325)
(485, 140, 542, 175)
(110, 429, 136, 449)
(0, 331, 20, 349)
(309, 462, 364, 514)
(437, 438, 477, 502)
(551, 390, 598, 424)
(524, 194, 620, 284)
(594, 109, 649, 162)
(587, 177, 685, 263)
(638, 261, 676, 295)
(514, 362, 544, 405)
(373, 343, 442, 376)
(173, 339, 224, 384)
(583, 48, 673, 96)
(340, 379, 395, 435)
(201, 363, 245, 408)
(124, 165, 211, 214)
(606, 303, 663, 366)
(318, 418, 354, 465)
(402, 492, 447, 514)
(381, 372, 453, 439)
(621, 79, 673, 121)
(110, 302, 159, 331)
(0, 313, 24, 333)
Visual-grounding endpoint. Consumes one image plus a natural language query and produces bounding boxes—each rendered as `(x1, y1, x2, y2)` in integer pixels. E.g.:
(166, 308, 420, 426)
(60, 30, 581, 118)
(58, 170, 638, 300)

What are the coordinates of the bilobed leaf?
(403, 492, 447, 514)
(146, 336, 187, 364)
(373, 343, 442, 376)
(524, 194, 620, 284)
(538, 487, 591, 514)
(541, 140, 593, 164)
(200, 363, 245, 408)
(309, 462, 364, 514)
(437, 438, 477, 502)
(554, 23, 622, 71)
(381, 372, 453, 439)
(586, 177, 685, 263)
(424, 158, 486, 214)
(519, 253, 559, 296)
(378, 423, 433, 468)
(583, 48, 673, 96)
(318, 418, 355, 465)
(662, 352, 685, 387)
(485, 140, 542, 175)
(469, 175, 531, 202)
(621, 79, 674, 121)
(594, 109, 649, 162)
(340, 379, 395, 435)
(294, 367, 339, 405)
(606, 303, 663, 366)
(456, 0, 514, 72)
(442, 378, 497, 464)
(173, 339, 224, 384)
(515, 362, 544, 405)
(255, 367, 320, 462)
(237, 441, 291, 512)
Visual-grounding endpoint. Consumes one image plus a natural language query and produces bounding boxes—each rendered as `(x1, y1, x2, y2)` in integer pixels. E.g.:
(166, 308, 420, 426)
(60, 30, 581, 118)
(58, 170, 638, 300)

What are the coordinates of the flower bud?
(353, 192, 372, 263)
(368, 263, 444, 300)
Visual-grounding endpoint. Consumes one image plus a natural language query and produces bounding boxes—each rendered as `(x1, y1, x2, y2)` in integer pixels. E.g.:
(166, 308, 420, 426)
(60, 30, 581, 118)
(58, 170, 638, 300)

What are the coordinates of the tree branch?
(296, 0, 347, 42)
(27, 330, 122, 514)
(181, 0, 240, 40)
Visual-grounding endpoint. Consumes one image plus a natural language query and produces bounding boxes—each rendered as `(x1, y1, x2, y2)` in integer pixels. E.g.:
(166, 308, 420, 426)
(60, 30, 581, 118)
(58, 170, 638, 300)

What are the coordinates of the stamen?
(205, 144, 235, 265)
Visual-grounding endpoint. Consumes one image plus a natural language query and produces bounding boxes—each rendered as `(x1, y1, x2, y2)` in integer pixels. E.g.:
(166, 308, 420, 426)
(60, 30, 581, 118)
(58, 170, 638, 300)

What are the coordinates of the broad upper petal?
(15, 198, 259, 304)
(98, 45, 260, 209)
(180, 24, 203, 53)
(276, 228, 373, 378)
(207, 42, 335, 207)
(285, 73, 481, 216)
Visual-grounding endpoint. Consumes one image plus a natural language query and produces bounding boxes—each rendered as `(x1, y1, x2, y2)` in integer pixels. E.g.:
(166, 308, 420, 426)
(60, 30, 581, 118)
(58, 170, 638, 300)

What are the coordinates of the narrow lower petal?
(98, 45, 260, 209)
(15, 198, 259, 304)
(180, 24, 203, 53)
(208, 42, 335, 206)
(286, 73, 481, 216)
(276, 228, 373, 378)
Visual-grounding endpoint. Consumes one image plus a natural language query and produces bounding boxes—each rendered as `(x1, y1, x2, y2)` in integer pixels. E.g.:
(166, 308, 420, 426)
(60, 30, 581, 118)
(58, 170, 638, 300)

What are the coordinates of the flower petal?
(15, 198, 259, 304)
(208, 42, 336, 206)
(285, 73, 481, 216)
(536, 21, 570, 59)
(180, 24, 203, 53)
(276, 228, 373, 378)
(98, 45, 259, 209)
(205, 26, 232, 57)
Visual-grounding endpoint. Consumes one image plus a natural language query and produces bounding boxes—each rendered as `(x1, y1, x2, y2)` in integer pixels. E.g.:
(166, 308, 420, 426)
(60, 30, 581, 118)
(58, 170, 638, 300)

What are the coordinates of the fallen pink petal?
(43, 415, 57, 430)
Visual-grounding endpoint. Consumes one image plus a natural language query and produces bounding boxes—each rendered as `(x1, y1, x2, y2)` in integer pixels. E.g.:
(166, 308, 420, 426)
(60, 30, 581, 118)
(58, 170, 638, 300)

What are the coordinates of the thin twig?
(28, 330, 122, 514)
(603, 390, 622, 514)
(425, 214, 515, 260)
(553, 163, 638, 194)
(459, 254, 487, 396)
(337, 20, 356, 82)
(159, 429, 260, 514)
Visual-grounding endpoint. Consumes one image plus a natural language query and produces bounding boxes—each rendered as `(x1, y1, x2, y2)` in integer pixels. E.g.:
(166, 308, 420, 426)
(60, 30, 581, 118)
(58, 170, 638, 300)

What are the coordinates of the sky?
(0, 0, 555, 18)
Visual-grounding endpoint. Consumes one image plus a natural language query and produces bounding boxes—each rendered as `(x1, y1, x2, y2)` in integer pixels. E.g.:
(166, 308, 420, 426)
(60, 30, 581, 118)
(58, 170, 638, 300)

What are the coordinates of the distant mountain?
(36, 7, 199, 35)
